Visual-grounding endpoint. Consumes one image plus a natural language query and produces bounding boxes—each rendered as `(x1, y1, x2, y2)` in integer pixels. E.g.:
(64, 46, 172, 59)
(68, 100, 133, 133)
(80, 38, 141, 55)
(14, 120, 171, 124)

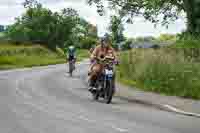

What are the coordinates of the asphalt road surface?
(0, 60, 200, 133)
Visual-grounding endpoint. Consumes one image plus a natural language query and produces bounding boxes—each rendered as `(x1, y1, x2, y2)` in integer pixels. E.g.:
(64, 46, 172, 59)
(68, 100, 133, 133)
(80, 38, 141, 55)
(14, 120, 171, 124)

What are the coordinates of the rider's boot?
(88, 79, 98, 92)
(88, 80, 94, 92)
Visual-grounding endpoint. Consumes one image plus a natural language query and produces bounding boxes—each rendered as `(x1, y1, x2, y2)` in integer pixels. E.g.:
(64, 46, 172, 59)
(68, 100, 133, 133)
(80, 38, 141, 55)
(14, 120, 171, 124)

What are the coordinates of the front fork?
(103, 78, 113, 95)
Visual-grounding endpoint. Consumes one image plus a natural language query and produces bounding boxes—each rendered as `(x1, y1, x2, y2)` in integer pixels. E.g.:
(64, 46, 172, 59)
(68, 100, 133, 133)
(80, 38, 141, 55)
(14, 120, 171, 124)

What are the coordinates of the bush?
(0, 43, 89, 70)
(172, 32, 200, 48)
(171, 39, 200, 48)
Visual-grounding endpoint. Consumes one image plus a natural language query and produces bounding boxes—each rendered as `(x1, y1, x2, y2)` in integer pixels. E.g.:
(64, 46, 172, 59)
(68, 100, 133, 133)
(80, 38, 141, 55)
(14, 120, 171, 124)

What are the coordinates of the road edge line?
(163, 105, 200, 118)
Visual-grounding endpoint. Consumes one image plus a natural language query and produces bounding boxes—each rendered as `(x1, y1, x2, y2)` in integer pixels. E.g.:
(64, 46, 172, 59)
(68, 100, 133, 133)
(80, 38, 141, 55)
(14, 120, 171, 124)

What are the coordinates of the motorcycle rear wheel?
(92, 90, 99, 100)
(69, 62, 73, 77)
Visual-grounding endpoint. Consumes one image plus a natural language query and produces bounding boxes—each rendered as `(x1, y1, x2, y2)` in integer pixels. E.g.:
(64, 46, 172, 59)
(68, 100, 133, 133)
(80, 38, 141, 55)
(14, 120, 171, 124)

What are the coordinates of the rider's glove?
(114, 60, 120, 65)
(90, 59, 96, 64)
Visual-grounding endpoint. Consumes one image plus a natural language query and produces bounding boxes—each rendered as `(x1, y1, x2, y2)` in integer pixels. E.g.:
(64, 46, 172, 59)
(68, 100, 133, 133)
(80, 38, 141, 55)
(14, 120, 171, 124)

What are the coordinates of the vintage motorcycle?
(90, 55, 117, 104)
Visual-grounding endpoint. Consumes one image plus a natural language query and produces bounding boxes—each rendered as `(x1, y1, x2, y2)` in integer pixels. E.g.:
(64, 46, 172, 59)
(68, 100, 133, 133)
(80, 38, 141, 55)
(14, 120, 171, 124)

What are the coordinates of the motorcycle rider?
(67, 45, 76, 72)
(88, 33, 118, 92)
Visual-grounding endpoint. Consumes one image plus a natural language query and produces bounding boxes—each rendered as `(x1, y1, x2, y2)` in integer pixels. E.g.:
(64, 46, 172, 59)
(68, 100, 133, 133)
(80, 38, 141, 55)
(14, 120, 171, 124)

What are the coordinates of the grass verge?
(0, 43, 89, 70)
(117, 48, 200, 100)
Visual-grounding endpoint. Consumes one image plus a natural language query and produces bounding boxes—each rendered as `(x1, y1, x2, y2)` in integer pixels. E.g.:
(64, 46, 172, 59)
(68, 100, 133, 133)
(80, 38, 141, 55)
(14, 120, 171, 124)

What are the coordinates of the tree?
(73, 18, 98, 48)
(88, 0, 200, 36)
(122, 38, 133, 50)
(77, 18, 98, 38)
(6, 0, 98, 50)
(108, 15, 125, 48)
(79, 37, 97, 49)
(7, 0, 80, 50)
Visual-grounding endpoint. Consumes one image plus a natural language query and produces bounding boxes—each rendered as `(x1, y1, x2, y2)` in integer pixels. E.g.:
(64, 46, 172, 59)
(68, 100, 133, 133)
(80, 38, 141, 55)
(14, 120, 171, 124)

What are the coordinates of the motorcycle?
(90, 55, 117, 104)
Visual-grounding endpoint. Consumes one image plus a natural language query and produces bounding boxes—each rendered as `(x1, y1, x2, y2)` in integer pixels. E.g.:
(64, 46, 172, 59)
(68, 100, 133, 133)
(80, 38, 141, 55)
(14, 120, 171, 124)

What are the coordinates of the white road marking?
(109, 124, 129, 132)
(79, 115, 96, 123)
(164, 105, 200, 118)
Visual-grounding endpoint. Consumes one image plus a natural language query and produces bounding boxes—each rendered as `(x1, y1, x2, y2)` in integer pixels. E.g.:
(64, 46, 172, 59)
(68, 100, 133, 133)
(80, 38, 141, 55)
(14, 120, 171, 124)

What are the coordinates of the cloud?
(0, 0, 19, 6)
(44, 0, 111, 35)
(124, 18, 186, 37)
(0, 3, 25, 24)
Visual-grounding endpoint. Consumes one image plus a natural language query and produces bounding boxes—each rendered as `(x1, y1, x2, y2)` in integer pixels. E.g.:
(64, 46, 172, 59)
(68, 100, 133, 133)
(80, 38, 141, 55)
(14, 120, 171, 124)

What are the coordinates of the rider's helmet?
(68, 45, 75, 56)
(69, 45, 75, 50)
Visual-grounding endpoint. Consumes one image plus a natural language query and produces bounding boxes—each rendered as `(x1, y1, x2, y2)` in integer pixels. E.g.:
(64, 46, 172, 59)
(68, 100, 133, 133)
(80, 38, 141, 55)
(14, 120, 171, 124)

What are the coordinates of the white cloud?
(0, 5, 25, 24)
(44, 0, 111, 36)
(0, 0, 21, 6)
(124, 18, 186, 37)
(0, 0, 186, 37)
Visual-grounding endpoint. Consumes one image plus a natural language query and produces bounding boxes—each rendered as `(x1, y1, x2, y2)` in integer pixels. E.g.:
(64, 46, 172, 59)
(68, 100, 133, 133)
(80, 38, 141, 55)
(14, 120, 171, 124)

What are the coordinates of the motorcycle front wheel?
(92, 90, 99, 100)
(105, 80, 114, 104)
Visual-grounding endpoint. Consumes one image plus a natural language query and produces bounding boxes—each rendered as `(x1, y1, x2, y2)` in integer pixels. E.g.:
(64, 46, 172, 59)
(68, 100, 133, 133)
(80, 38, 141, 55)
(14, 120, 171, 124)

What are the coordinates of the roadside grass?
(117, 49, 200, 99)
(0, 43, 89, 70)
(77, 49, 90, 61)
(0, 32, 4, 37)
(0, 56, 65, 70)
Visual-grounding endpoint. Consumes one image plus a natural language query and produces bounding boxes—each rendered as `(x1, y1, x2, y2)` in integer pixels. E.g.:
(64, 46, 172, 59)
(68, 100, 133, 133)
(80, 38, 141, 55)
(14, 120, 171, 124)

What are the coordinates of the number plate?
(105, 69, 113, 78)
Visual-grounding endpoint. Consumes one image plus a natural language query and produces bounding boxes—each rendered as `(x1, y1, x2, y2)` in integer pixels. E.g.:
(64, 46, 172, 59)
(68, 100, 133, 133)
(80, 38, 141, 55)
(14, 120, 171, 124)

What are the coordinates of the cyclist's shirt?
(67, 46, 76, 61)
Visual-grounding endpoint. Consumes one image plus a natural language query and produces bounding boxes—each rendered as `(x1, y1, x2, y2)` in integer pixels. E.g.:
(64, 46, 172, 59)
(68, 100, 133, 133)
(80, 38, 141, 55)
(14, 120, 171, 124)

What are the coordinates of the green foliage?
(158, 34, 177, 42)
(171, 40, 200, 48)
(76, 49, 90, 61)
(55, 47, 65, 57)
(79, 37, 97, 49)
(109, 15, 125, 45)
(170, 33, 200, 48)
(0, 32, 5, 41)
(0, 55, 65, 69)
(0, 44, 55, 57)
(121, 39, 132, 50)
(88, 0, 200, 35)
(6, 0, 97, 50)
(0, 43, 89, 69)
(0, 43, 64, 69)
(118, 49, 200, 99)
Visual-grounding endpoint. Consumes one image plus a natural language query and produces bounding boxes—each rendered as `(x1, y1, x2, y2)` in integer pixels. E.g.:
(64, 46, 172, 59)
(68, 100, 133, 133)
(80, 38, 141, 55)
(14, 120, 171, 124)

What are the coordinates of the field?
(117, 48, 200, 99)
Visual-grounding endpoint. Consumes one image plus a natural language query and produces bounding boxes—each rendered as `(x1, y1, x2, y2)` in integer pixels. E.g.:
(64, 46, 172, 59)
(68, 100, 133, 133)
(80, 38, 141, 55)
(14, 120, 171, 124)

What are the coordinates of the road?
(0, 60, 200, 133)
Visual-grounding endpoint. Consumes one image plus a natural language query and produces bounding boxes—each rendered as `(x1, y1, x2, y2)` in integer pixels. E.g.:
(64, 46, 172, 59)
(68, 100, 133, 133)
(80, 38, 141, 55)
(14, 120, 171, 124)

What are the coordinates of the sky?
(0, 0, 186, 37)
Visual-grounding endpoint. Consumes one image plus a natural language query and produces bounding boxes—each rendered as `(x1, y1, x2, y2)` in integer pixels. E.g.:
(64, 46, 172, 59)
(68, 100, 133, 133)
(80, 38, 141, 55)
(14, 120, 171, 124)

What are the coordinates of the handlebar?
(92, 56, 119, 65)
(95, 56, 114, 62)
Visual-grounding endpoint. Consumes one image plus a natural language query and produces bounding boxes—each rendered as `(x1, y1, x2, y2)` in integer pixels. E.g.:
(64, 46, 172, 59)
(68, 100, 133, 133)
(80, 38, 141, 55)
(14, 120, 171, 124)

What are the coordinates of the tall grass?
(0, 45, 55, 56)
(0, 32, 4, 37)
(0, 43, 89, 70)
(0, 44, 65, 69)
(118, 48, 200, 99)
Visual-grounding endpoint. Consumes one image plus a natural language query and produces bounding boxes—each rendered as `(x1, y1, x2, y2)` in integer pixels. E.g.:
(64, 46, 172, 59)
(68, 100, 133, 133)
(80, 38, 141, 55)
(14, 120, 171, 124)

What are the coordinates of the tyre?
(92, 91, 99, 101)
(106, 80, 114, 104)
(69, 62, 73, 77)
